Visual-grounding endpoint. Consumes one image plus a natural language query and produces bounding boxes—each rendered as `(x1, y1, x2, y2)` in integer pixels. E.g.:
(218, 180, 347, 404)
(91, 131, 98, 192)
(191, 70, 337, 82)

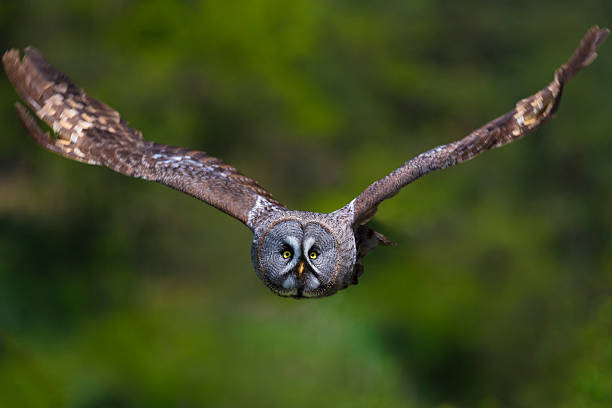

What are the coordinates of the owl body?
(3, 27, 608, 298)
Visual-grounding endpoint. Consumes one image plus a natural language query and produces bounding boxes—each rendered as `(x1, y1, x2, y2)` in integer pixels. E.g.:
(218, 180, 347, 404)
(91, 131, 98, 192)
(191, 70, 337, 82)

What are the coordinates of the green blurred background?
(1, 1, 611, 407)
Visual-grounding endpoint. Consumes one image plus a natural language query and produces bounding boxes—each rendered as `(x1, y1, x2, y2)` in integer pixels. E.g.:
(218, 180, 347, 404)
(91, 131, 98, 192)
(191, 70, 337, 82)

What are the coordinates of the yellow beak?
(297, 261, 305, 278)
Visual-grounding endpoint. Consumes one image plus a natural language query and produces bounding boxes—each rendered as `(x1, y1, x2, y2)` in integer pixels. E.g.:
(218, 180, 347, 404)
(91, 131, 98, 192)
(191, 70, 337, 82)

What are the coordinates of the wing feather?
(349, 26, 609, 225)
(3, 47, 285, 228)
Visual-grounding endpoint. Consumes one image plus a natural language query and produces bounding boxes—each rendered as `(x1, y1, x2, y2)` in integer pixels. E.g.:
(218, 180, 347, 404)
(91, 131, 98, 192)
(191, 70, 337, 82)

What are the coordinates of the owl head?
(250, 212, 357, 298)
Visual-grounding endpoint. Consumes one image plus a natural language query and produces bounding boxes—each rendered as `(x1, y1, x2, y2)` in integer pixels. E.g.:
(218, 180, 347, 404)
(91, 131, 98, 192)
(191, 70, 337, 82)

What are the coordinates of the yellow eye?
(282, 250, 292, 259)
(309, 251, 318, 260)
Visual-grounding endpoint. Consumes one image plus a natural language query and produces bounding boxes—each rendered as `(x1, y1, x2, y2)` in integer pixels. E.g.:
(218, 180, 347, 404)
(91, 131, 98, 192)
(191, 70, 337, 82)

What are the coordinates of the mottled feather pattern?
(351, 26, 609, 224)
(3, 47, 285, 227)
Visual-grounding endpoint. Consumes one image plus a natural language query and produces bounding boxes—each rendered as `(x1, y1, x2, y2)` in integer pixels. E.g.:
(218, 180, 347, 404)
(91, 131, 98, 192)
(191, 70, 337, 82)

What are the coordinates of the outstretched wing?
(349, 26, 609, 225)
(3, 47, 286, 229)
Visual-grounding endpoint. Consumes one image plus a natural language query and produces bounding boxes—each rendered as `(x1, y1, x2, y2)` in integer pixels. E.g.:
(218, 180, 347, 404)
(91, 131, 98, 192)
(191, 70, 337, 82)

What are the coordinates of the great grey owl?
(3, 26, 609, 298)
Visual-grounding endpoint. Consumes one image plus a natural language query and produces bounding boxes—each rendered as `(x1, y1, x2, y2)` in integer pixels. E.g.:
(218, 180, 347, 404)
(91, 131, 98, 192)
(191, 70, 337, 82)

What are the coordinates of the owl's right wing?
(348, 26, 609, 226)
(3, 47, 286, 229)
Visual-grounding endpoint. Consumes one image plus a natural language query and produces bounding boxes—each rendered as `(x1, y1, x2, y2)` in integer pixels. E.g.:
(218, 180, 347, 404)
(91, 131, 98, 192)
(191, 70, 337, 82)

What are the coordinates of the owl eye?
(309, 250, 318, 260)
(282, 250, 292, 259)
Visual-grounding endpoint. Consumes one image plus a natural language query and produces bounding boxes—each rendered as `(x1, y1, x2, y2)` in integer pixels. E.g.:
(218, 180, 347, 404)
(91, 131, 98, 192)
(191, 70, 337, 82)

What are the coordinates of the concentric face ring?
(254, 219, 340, 298)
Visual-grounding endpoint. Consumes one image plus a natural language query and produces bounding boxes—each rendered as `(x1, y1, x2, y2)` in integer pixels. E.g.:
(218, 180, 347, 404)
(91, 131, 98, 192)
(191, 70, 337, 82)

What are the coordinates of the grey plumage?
(3, 26, 609, 298)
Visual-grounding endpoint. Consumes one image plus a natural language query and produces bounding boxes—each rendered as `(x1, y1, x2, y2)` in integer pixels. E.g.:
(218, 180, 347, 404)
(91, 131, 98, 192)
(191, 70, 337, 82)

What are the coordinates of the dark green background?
(1, 1, 611, 407)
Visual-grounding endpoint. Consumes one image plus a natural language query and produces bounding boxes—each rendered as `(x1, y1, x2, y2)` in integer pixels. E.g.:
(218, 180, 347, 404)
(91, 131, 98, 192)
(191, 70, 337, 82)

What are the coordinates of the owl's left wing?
(348, 26, 609, 225)
(3, 47, 286, 229)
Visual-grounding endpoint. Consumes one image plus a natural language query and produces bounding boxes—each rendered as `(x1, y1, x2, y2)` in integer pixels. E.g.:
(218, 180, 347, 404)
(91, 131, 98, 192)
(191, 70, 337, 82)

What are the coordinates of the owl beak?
(297, 261, 305, 278)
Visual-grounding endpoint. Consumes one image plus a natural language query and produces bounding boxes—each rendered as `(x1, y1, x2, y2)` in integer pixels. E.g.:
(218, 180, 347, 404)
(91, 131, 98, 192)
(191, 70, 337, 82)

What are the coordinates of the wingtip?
(592, 25, 610, 47)
(2, 48, 19, 58)
(3, 46, 52, 76)
(3, 46, 43, 61)
(23, 46, 47, 66)
(585, 25, 609, 56)
(24, 46, 42, 55)
(555, 25, 609, 84)
(2, 48, 21, 69)
(584, 25, 610, 65)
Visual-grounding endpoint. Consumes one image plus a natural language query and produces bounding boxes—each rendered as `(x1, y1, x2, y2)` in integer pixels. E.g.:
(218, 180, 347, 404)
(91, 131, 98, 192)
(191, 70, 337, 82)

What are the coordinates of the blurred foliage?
(1, 0, 611, 407)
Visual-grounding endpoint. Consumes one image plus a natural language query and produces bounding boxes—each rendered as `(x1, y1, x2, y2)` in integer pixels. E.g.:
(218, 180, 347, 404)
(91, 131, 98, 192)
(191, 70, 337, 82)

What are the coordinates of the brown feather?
(350, 26, 609, 226)
(3, 47, 285, 228)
